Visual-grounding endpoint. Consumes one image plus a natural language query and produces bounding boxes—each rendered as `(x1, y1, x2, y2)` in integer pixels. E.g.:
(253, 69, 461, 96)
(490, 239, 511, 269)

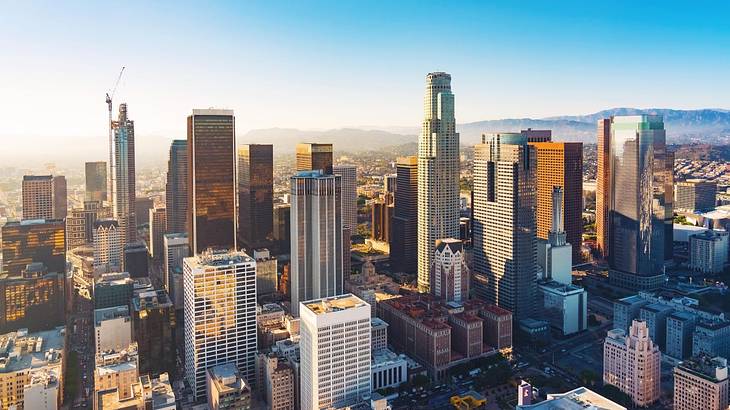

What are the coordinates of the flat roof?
(0, 327, 65, 373)
(94, 306, 130, 325)
(302, 294, 368, 315)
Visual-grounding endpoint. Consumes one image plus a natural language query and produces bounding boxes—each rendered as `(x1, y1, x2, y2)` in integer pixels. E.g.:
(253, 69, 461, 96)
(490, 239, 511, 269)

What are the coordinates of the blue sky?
(1, 1, 729, 140)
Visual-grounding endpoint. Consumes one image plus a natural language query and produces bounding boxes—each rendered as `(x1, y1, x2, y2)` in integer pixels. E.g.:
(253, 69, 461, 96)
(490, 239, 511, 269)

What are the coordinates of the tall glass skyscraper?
(391, 156, 418, 274)
(165, 140, 188, 235)
(113, 103, 137, 247)
(417, 72, 460, 292)
(187, 109, 237, 254)
(600, 115, 673, 290)
(238, 144, 273, 249)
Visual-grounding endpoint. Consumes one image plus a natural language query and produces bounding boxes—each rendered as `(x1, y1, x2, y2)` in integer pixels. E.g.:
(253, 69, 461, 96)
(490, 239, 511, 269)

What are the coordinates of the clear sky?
(1, 0, 729, 140)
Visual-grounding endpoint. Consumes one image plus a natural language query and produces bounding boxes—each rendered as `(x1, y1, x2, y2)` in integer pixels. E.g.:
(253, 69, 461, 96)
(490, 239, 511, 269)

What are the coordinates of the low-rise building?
(260, 353, 295, 410)
(516, 386, 626, 409)
(674, 355, 728, 410)
(253, 249, 278, 301)
(96, 372, 175, 410)
(693, 320, 730, 359)
(689, 230, 729, 274)
(666, 311, 697, 360)
(371, 350, 408, 391)
(537, 280, 587, 336)
(94, 343, 140, 404)
(371, 318, 388, 353)
(207, 363, 252, 410)
(479, 304, 513, 350)
(94, 305, 132, 355)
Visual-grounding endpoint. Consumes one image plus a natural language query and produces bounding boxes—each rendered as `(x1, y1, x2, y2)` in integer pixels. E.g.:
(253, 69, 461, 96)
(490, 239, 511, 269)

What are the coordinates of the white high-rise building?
(290, 170, 343, 316)
(183, 250, 257, 400)
(537, 186, 573, 285)
(93, 219, 123, 273)
(472, 133, 538, 322)
(163, 233, 189, 309)
(603, 319, 661, 407)
(112, 103, 137, 247)
(300, 294, 371, 409)
(417, 72, 460, 292)
(430, 238, 469, 303)
(333, 165, 357, 232)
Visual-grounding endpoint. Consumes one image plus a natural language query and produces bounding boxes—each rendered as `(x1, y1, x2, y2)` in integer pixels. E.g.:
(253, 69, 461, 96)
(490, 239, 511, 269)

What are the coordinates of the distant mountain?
(240, 127, 416, 154)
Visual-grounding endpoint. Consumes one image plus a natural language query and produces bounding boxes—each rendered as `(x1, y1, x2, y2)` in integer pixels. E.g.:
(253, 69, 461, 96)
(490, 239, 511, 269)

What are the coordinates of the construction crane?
(105, 66, 125, 210)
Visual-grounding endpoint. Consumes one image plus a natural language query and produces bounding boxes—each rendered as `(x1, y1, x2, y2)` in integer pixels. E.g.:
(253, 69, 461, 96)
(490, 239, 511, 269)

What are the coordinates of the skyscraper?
(290, 170, 343, 316)
(163, 233, 189, 309)
(391, 156, 418, 274)
(93, 219, 123, 273)
(113, 103, 137, 246)
(530, 141, 583, 264)
(238, 144, 273, 249)
(187, 109, 237, 254)
(598, 115, 673, 290)
(295, 143, 333, 174)
(149, 207, 167, 261)
(536, 187, 573, 285)
(417, 72, 460, 292)
(603, 320, 661, 407)
(1, 219, 66, 276)
(300, 294, 371, 410)
(333, 165, 357, 232)
(596, 119, 611, 258)
(472, 133, 538, 322)
(21, 175, 67, 220)
(0, 262, 66, 333)
(183, 250, 257, 400)
(674, 355, 729, 410)
(165, 140, 188, 235)
(85, 161, 107, 202)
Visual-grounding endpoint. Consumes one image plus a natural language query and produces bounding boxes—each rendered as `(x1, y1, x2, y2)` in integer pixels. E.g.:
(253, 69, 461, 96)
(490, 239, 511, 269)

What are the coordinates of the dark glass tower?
(390, 156, 418, 274)
(1, 219, 66, 275)
(238, 144, 273, 250)
(166, 140, 188, 235)
(187, 109, 237, 254)
(296, 143, 333, 175)
(85, 161, 107, 202)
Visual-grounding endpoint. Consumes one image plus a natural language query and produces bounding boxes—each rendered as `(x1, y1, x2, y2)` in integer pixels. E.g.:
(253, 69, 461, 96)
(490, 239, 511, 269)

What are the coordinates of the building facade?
(183, 251, 257, 400)
(165, 140, 188, 235)
(85, 161, 107, 202)
(538, 280, 587, 336)
(131, 289, 176, 376)
(689, 230, 729, 274)
(22, 175, 67, 220)
(93, 219, 122, 273)
(163, 233, 188, 309)
(0, 262, 66, 333)
(417, 72, 460, 292)
(430, 239, 469, 303)
(675, 179, 717, 212)
(94, 305, 132, 354)
(113, 103, 137, 247)
(238, 144, 274, 250)
(390, 156, 418, 274)
(295, 143, 333, 175)
(187, 109, 237, 254)
(1, 219, 66, 276)
(149, 207, 167, 262)
(300, 294, 371, 410)
(472, 133, 538, 322)
(289, 171, 343, 316)
(333, 165, 357, 232)
(603, 320, 661, 407)
(674, 355, 728, 410)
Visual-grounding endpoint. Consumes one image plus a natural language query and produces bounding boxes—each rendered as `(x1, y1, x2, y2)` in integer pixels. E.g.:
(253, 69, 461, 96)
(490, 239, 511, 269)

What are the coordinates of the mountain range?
(243, 108, 730, 153)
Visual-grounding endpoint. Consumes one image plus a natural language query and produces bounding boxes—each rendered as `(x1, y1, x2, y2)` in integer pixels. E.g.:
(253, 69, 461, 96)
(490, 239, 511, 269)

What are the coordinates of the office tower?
(187, 109, 237, 254)
(371, 193, 393, 242)
(84, 200, 111, 243)
(183, 251, 257, 400)
(21, 175, 67, 220)
(603, 320, 661, 407)
(123, 241, 148, 278)
(273, 203, 291, 253)
(333, 164, 357, 231)
(253, 249, 277, 301)
(1, 219, 65, 275)
(94, 272, 134, 309)
(521, 128, 552, 143)
(0, 327, 65, 410)
(165, 140, 188, 235)
(536, 187, 573, 285)
(163, 233, 189, 309)
(93, 219, 123, 273)
(113, 103, 137, 246)
(598, 115, 673, 290)
(675, 179, 717, 212)
(238, 144, 274, 250)
(689, 230, 729, 274)
(417, 72, 460, 292)
(295, 142, 333, 174)
(134, 197, 153, 228)
(666, 311, 697, 360)
(530, 142, 583, 264)
(66, 207, 86, 248)
(538, 281, 587, 336)
(0, 262, 65, 333)
(94, 305, 132, 354)
(289, 171, 343, 316)
(391, 156, 418, 273)
(430, 238, 469, 303)
(300, 294, 371, 410)
(693, 321, 730, 359)
(149, 207, 167, 261)
(206, 364, 252, 410)
(596, 119, 611, 258)
(85, 161, 107, 202)
(480, 305, 513, 350)
(674, 355, 729, 410)
(384, 174, 397, 194)
(132, 289, 176, 376)
(472, 133, 538, 322)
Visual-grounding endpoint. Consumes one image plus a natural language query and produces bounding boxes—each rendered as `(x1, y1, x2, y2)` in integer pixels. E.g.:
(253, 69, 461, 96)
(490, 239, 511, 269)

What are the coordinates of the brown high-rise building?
(22, 175, 67, 220)
(1, 219, 66, 275)
(166, 140, 188, 235)
(187, 109, 237, 254)
(238, 144, 273, 249)
(371, 193, 393, 243)
(596, 119, 611, 258)
(521, 128, 552, 143)
(296, 143, 333, 174)
(390, 156, 418, 274)
(530, 141, 583, 264)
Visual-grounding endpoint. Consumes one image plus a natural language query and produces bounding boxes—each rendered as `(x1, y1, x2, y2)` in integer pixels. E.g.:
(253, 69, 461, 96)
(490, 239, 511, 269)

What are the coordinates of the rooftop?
(518, 386, 626, 409)
(303, 294, 368, 315)
(676, 355, 728, 383)
(186, 250, 254, 269)
(94, 305, 130, 325)
(132, 289, 173, 311)
(207, 363, 250, 395)
(0, 327, 65, 373)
